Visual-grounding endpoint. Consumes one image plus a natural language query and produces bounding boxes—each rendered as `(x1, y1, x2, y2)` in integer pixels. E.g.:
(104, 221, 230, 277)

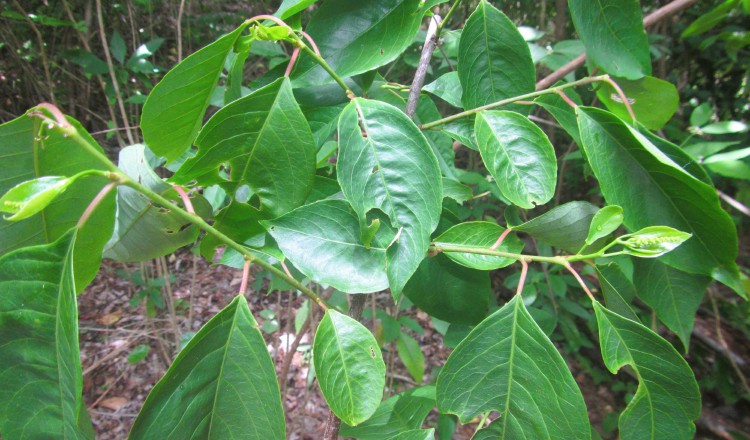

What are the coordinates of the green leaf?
(0, 113, 115, 292)
(291, 0, 438, 87)
(593, 301, 701, 440)
(275, 0, 317, 19)
(506, 201, 600, 253)
(0, 230, 93, 438)
(434, 221, 524, 270)
(403, 254, 490, 325)
(141, 24, 248, 162)
(597, 76, 679, 130)
(104, 144, 207, 261)
(682, 141, 737, 161)
(682, 0, 740, 38)
(397, 332, 425, 383)
(568, 0, 651, 79)
(701, 120, 749, 135)
(391, 429, 436, 440)
(690, 103, 713, 127)
(339, 386, 436, 440)
(443, 118, 479, 151)
(458, 0, 535, 111)
(0, 176, 72, 221)
(423, 71, 463, 108)
(314, 309, 386, 426)
(534, 88, 583, 145)
(706, 160, 750, 179)
(584, 205, 623, 248)
(110, 30, 126, 64)
(264, 199, 389, 293)
(641, 129, 713, 185)
(127, 344, 151, 364)
(596, 263, 640, 323)
(577, 107, 738, 274)
(173, 78, 316, 217)
(437, 295, 590, 437)
(633, 259, 710, 351)
(475, 111, 557, 208)
(337, 99, 442, 297)
(129, 295, 285, 438)
(442, 178, 473, 203)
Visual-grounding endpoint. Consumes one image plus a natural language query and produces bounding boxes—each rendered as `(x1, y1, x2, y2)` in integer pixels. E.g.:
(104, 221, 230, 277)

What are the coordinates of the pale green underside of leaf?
(437, 295, 590, 438)
(434, 221, 524, 270)
(339, 386, 436, 440)
(291, 0, 438, 87)
(475, 111, 557, 208)
(593, 301, 700, 440)
(0, 230, 93, 439)
(103, 145, 205, 262)
(0, 113, 115, 292)
(314, 310, 386, 426)
(141, 24, 248, 162)
(458, 0, 535, 110)
(568, 0, 651, 79)
(597, 76, 679, 130)
(173, 77, 316, 218)
(577, 107, 738, 275)
(633, 259, 710, 351)
(129, 295, 285, 439)
(264, 199, 389, 293)
(337, 98, 442, 296)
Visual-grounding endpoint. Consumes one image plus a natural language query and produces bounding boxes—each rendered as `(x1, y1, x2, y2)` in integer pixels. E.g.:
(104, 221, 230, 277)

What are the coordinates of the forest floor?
(78, 250, 750, 439)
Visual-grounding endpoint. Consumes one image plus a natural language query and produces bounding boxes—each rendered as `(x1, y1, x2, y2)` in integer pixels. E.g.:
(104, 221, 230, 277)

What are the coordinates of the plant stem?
(419, 75, 608, 130)
(298, 45, 353, 97)
(438, 0, 463, 36)
(51, 118, 331, 311)
(406, 14, 442, 118)
(431, 243, 601, 264)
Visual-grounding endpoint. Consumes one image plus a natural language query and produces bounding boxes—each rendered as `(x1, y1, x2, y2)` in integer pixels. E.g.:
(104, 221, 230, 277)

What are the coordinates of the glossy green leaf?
(534, 88, 583, 145)
(423, 72, 463, 108)
(577, 107, 738, 274)
(617, 226, 691, 258)
(597, 76, 679, 130)
(506, 201, 600, 253)
(641, 129, 713, 185)
(141, 24, 248, 162)
(633, 259, 710, 351)
(458, 0, 535, 111)
(339, 386, 436, 440)
(129, 295, 285, 438)
(337, 98, 442, 296)
(596, 262, 640, 323)
(0, 230, 93, 439)
(569, 0, 651, 79)
(104, 144, 207, 261)
(437, 295, 590, 437)
(706, 160, 750, 179)
(403, 254, 490, 325)
(314, 309, 386, 426)
(690, 103, 713, 127)
(704, 145, 750, 163)
(0, 176, 72, 221)
(173, 78, 316, 218)
(291, 0, 438, 87)
(397, 332, 425, 383)
(0, 113, 115, 292)
(264, 199, 389, 293)
(434, 221, 524, 270)
(584, 205, 623, 248)
(475, 111, 557, 208)
(593, 301, 701, 440)
(275, 0, 317, 19)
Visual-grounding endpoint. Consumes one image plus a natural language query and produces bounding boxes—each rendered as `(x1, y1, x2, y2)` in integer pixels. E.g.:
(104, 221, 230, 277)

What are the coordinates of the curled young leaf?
(582, 205, 624, 249)
(617, 226, 691, 258)
(0, 176, 72, 221)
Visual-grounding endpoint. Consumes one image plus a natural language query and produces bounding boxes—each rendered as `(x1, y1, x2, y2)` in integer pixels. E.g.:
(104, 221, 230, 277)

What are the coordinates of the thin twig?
(406, 14, 442, 119)
(708, 289, 750, 395)
(239, 259, 251, 296)
(77, 182, 118, 228)
(565, 263, 595, 301)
